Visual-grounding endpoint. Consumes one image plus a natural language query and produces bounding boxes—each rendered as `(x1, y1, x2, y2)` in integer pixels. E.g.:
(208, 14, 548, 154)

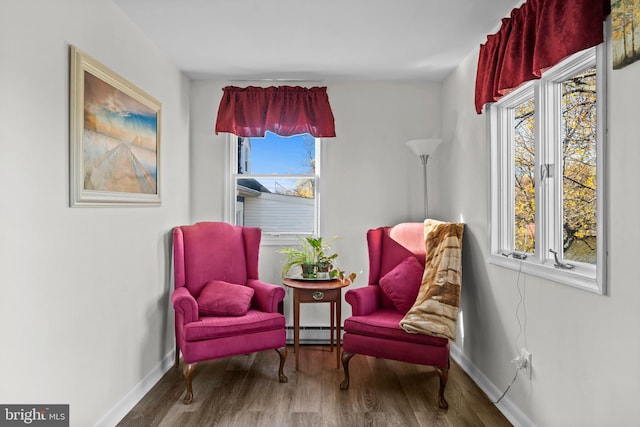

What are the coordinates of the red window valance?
(475, 0, 610, 114)
(215, 85, 336, 138)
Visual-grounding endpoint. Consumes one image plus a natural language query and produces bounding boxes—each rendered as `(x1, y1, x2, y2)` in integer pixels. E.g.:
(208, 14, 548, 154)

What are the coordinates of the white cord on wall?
(493, 259, 527, 405)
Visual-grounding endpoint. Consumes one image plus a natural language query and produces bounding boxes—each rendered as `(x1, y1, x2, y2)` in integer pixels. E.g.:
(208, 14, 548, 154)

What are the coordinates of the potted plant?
(309, 237, 338, 279)
(279, 237, 316, 278)
(279, 236, 358, 284)
(279, 236, 337, 279)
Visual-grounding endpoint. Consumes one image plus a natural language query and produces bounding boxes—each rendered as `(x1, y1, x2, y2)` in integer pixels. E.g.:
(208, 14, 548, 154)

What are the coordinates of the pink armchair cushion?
(378, 256, 423, 313)
(344, 309, 448, 347)
(197, 280, 255, 316)
(184, 309, 285, 342)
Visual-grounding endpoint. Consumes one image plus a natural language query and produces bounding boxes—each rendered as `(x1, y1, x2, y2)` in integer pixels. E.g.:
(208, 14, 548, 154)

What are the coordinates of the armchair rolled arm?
(344, 285, 381, 316)
(247, 279, 285, 313)
(172, 287, 198, 324)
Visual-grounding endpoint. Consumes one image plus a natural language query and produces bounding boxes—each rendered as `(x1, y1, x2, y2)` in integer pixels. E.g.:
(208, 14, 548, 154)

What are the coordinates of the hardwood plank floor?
(118, 346, 512, 427)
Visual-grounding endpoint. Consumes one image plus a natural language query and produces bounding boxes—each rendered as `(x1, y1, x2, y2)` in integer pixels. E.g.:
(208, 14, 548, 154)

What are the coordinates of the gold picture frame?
(69, 45, 161, 206)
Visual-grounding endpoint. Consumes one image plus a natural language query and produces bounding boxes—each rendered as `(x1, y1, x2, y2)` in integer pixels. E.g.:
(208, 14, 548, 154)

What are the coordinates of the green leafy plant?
(279, 238, 315, 278)
(279, 236, 358, 283)
(279, 236, 337, 278)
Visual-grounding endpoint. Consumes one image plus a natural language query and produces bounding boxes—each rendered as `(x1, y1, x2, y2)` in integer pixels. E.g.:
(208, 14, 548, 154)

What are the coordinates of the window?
(226, 132, 320, 241)
(488, 46, 606, 294)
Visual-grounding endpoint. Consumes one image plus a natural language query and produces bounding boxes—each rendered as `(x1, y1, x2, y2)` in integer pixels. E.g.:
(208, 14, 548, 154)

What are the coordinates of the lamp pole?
(406, 138, 441, 220)
(420, 154, 430, 218)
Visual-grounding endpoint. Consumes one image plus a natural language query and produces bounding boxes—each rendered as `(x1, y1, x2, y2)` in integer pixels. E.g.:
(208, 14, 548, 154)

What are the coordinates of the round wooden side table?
(282, 277, 350, 370)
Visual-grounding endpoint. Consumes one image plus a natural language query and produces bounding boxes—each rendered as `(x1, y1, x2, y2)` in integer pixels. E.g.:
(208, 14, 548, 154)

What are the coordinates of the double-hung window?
(488, 45, 606, 294)
(227, 132, 320, 243)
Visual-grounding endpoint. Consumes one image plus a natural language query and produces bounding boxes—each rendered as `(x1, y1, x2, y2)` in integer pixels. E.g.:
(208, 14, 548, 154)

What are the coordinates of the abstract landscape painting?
(70, 46, 161, 206)
(83, 72, 157, 193)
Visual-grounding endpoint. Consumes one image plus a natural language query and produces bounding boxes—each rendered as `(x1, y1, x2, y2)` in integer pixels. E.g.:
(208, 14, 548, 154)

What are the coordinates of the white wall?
(190, 80, 442, 325)
(441, 30, 640, 427)
(0, 1, 190, 425)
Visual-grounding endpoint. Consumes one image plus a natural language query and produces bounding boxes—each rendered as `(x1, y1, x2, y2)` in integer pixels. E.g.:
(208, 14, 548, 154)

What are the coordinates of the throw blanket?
(400, 219, 464, 340)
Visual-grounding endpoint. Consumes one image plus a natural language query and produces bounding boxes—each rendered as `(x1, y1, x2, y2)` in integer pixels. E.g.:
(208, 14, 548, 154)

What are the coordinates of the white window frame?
(225, 134, 322, 246)
(487, 45, 607, 294)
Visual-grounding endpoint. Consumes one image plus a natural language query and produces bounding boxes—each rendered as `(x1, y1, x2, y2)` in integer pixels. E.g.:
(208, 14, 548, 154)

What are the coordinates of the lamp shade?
(406, 138, 442, 157)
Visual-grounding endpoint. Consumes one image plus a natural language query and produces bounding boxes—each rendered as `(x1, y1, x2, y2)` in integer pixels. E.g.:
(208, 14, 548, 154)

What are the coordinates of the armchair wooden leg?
(182, 363, 195, 405)
(435, 367, 449, 410)
(275, 347, 288, 383)
(339, 351, 355, 390)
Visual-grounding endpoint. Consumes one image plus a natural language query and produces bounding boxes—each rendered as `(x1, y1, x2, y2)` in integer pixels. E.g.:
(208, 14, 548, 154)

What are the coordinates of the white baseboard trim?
(94, 348, 175, 427)
(94, 327, 327, 426)
(450, 343, 536, 427)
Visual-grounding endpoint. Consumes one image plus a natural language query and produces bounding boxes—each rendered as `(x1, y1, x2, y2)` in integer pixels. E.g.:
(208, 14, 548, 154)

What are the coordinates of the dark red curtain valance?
(215, 85, 336, 137)
(475, 0, 610, 114)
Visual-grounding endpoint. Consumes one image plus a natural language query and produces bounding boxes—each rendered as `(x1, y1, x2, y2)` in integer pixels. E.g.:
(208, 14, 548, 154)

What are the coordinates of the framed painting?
(613, 0, 640, 69)
(69, 45, 161, 206)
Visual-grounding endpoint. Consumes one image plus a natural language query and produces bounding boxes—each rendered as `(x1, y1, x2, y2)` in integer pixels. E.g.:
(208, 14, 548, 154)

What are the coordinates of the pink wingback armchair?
(172, 222, 288, 404)
(340, 223, 451, 409)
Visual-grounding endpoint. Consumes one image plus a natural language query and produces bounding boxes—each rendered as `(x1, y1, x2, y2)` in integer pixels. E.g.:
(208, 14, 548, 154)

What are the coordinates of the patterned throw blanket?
(399, 219, 464, 340)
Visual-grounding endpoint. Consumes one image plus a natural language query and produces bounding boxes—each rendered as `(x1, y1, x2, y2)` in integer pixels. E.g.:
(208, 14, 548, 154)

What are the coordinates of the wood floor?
(118, 345, 512, 427)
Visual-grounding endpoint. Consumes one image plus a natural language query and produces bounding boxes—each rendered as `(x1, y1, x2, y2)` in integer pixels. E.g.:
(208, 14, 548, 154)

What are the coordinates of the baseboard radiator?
(285, 326, 340, 344)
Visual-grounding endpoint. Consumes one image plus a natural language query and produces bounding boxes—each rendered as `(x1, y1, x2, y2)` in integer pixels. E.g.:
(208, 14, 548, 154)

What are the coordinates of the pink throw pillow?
(197, 280, 255, 316)
(378, 256, 424, 313)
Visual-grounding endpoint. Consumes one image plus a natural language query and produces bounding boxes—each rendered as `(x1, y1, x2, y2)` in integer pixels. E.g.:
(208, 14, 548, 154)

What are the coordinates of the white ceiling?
(114, 0, 520, 82)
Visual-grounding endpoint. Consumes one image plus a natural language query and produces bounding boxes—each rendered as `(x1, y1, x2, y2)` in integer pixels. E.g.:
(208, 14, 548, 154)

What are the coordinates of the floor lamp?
(406, 138, 442, 218)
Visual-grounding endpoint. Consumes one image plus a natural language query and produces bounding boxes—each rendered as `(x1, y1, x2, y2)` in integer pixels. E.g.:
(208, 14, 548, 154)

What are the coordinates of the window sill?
(487, 253, 603, 294)
(260, 234, 308, 247)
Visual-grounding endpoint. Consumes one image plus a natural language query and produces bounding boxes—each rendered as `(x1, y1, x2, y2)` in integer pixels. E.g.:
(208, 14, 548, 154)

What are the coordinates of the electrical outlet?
(520, 349, 532, 379)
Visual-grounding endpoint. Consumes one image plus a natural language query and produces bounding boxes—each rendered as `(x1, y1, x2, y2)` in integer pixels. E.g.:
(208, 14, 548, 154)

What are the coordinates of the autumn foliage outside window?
(511, 70, 597, 264)
(560, 68, 597, 263)
(513, 97, 536, 254)
(485, 0, 606, 293)
(494, 45, 602, 291)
